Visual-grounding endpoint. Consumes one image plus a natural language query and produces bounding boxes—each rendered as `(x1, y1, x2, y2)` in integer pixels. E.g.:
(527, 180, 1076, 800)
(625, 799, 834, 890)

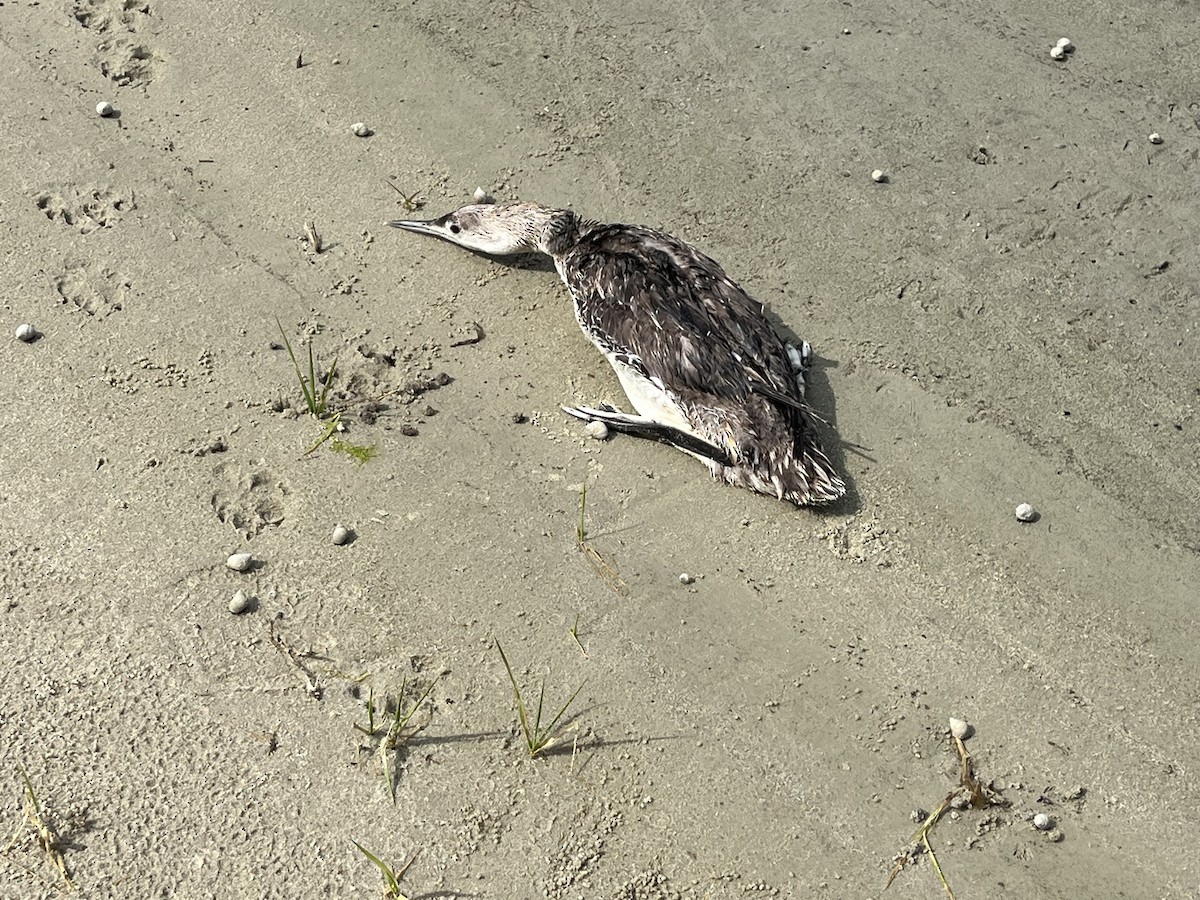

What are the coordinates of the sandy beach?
(2, 0, 1198, 897)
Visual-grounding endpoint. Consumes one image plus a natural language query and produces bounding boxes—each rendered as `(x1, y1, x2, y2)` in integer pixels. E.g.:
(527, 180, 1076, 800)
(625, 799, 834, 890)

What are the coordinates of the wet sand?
(2, 0, 1198, 896)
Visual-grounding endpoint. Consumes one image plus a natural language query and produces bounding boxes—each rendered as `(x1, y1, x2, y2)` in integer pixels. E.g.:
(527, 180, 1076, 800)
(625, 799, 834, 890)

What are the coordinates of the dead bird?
(389, 202, 845, 506)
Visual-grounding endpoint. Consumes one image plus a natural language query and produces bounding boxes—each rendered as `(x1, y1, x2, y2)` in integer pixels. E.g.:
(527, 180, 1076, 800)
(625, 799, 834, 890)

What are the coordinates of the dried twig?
(885, 725, 1006, 898)
(449, 321, 485, 347)
(304, 220, 323, 254)
(3, 767, 74, 892)
(268, 615, 322, 698)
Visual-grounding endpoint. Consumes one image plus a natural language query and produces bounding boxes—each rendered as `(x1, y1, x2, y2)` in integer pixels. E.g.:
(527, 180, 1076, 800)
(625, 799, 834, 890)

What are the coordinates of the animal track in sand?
(71, 0, 161, 85)
(72, 0, 152, 32)
(35, 186, 134, 234)
(53, 261, 129, 317)
(211, 463, 289, 540)
(97, 37, 161, 85)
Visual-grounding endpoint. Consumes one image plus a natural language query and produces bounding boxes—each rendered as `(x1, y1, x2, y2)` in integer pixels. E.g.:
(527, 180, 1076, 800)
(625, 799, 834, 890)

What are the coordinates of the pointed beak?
(386, 216, 446, 237)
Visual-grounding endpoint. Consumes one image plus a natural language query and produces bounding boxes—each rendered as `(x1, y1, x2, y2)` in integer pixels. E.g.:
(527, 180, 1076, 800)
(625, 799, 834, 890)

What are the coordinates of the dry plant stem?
(582, 544, 629, 596)
(574, 483, 629, 595)
(384, 180, 423, 212)
(885, 791, 959, 892)
(954, 735, 972, 785)
(7, 767, 74, 891)
(304, 220, 322, 253)
(923, 831, 956, 900)
(449, 321, 485, 347)
(569, 613, 587, 657)
(886, 731, 997, 896)
(575, 482, 588, 548)
(268, 616, 322, 698)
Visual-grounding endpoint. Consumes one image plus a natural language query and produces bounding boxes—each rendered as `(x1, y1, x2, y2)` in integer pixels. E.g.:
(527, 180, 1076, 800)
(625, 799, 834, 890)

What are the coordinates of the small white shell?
(1056, 38, 1074, 52)
(1050, 45, 1065, 60)
(1015, 502, 1038, 523)
(1148, 132, 1163, 145)
(585, 420, 609, 440)
(472, 187, 493, 203)
(228, 589, 251, 614)
(871, 169, 887, 183)
(350, 122, 372, 137)
(1032, 813, 1052, 831)
(226, 552, 254, 572)
(679, 572, 695, 585)
(331, 524, 352, 545)
(96, 100, 114, 117)
(949, 717, 973, 740)
(15, 323, 37, 343)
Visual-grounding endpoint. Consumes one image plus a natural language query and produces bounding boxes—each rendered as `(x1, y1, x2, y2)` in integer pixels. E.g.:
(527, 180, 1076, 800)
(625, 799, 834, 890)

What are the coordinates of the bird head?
(388, 202, 572, 256)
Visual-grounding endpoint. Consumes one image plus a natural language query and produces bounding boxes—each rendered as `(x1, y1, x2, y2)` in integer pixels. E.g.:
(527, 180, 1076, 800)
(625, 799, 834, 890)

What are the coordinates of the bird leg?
(561, 404, 734, 466)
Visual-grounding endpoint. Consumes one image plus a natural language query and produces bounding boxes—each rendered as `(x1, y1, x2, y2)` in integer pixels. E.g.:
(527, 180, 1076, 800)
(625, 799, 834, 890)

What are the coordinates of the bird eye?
(449, 222, 462, 234)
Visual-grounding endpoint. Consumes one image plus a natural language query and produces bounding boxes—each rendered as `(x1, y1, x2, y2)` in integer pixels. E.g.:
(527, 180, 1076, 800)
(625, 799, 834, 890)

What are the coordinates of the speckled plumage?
(389, 202, 846, 506)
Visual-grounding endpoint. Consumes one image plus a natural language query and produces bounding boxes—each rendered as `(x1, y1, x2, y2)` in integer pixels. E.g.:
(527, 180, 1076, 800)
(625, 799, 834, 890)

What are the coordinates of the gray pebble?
(351, 122, 372, 137)
(228, 589, 251, 614)
(15, 323, 38, 343)
(226, 552, 254, 572)
(332, 524, 353, 546)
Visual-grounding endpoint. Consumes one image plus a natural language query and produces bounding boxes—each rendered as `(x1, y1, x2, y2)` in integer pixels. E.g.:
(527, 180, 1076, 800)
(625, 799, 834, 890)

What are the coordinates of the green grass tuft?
(277, 318, 338, 419)
(495, 641, 585, 758)
(352, 841, 419, 899)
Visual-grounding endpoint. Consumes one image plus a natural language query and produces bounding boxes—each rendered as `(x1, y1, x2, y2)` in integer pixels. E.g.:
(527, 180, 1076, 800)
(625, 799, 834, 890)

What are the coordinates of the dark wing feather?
(562, 224, 802, 411)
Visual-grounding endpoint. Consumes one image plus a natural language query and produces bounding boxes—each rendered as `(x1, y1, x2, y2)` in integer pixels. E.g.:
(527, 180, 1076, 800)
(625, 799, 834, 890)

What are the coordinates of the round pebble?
(871, 169, 887, 183)
(351, 122, 372, 137)
(331, 524, 352, 546)
(949, 717, 973, 740)
(1050, 45, 1065, 60)
(679, 572, 694, 585)
(1033, 813, 1052, 831)
(585, 420, 609, 440)
(472, 187, 493, 203)
(226, 552, 254, 572)
(1056, 37, 1074, 52)
(228, 589, 251, 615)
(96, 100, 114, 117)
(15, 323, 38, 343)
(1148, 132, 1163, 145)
(1015, 502, 1039, 523)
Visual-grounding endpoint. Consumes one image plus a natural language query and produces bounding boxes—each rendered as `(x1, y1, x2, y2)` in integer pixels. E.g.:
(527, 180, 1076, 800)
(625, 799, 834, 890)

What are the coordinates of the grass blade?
(352, 840, 405, 898)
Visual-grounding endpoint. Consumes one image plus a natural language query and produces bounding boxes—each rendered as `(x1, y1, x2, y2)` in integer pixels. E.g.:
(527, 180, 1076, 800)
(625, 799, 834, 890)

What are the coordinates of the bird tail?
(711, 419, 846, 507)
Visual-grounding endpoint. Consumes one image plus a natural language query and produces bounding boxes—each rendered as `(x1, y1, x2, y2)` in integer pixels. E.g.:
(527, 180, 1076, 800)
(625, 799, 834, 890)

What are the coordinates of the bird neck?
(533, 207, 581, 257)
